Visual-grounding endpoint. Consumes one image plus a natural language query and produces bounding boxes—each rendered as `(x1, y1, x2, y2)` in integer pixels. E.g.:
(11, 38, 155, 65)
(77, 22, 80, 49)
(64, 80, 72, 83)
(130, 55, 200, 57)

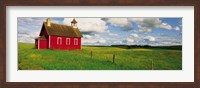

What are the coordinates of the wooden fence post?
(113, 54, 115, 63)
(91, 51, 93, 58)
(151, 59, 154, 70)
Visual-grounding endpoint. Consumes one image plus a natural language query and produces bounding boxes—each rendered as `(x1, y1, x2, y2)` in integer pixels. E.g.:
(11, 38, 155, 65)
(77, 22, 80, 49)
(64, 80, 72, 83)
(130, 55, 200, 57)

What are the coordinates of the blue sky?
(18, 17, 182, 46)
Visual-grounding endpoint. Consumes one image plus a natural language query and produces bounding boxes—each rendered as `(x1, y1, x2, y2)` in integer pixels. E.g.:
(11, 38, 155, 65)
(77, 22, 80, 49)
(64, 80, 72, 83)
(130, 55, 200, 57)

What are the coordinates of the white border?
(6, 6, 194, 82)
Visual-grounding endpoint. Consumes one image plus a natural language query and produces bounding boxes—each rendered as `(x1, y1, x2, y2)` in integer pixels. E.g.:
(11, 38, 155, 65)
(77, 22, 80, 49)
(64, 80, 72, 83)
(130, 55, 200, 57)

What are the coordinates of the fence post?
(151, 59, 154, 70)
(113, 54, 115, 63)
(91, 51, 92, 58)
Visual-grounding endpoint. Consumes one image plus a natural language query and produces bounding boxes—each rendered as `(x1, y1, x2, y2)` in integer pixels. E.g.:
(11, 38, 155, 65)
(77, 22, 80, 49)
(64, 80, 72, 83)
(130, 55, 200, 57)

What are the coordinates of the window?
(74, 38, 78, 45)
(66, 38, 70, 45)
(57, 37, 62, 45)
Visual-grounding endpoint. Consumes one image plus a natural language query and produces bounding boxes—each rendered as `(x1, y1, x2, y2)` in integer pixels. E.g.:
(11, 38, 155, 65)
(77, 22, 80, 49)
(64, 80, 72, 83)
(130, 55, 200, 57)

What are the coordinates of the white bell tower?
(71, 18, 78, 28)
(46, 18, 51, 27)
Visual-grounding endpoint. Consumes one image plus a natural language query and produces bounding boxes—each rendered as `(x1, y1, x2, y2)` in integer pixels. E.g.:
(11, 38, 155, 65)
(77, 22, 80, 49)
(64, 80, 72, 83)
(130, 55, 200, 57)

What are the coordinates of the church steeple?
(71, 18, 77, 28)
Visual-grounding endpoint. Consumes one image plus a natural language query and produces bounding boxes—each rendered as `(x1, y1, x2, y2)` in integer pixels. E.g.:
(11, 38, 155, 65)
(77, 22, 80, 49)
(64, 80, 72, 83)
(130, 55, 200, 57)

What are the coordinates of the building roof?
(43, 22, 82, 37)
(36, 35, 47, 40)
(71, 18, 77, 23)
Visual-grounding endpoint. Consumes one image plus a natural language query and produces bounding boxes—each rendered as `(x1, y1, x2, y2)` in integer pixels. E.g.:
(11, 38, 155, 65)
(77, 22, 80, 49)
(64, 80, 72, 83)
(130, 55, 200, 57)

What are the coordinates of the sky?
(18, 17, 182, 46)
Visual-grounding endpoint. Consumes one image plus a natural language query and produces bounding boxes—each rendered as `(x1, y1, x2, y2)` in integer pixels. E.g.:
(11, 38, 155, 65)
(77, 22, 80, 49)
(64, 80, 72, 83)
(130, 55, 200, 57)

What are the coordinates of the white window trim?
(57, 37, 62, 45)
(74, 38, 78, 45)
(66, 38, 70, 45)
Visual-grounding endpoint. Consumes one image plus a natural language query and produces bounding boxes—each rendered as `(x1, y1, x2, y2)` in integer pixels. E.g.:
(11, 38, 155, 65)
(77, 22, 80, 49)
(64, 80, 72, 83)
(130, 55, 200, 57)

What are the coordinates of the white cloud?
(126, 38, 134, 42)
(82, 36, 98, 44)
(101, 18, 131, 30)
(94, 34, 100, 38)
(106, 30, 119, 37)
(84, 35, 92, 39)
(174, 26, 180, 30)
(105, 30, 119, 37)
(97, 38, 106, 43)
(144, 35, 182, 46)
(108, 33, 119, 37)
(82, 34, 108, 45)
(18, 18, 46, 26)
(63, 18, 107, 34)
(122, 37, 134, 45)
(144, 36, 156, 42)
(102, 18, 174, 33)
(129, 18, 161, 27)
(18, 31, 40, 43)
(17, 17, 50, 43)
(159, 23, 173, 30)
(130, 33, 139, 38)
(82, 39, 96, 44)
(128, 18, 173, 33)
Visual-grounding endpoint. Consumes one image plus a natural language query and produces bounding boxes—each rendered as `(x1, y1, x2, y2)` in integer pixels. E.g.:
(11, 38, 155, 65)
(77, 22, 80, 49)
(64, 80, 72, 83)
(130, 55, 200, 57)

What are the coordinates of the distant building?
(35, 18, 82, 50)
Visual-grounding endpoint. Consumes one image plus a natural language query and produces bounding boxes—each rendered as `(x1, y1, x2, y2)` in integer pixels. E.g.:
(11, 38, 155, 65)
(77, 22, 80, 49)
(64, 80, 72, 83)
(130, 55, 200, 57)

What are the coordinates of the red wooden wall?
(49, 36, 81, 50)
(38, 40, 48, 49)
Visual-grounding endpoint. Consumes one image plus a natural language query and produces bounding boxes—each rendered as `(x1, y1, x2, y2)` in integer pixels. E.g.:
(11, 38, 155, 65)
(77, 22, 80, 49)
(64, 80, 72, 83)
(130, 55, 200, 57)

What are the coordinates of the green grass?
(18, 43, 182, 70)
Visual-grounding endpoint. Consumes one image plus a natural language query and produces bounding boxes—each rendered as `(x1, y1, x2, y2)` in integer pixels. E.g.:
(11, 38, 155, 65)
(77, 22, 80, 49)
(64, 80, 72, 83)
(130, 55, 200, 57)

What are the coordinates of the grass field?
(18, 43, 182, 70)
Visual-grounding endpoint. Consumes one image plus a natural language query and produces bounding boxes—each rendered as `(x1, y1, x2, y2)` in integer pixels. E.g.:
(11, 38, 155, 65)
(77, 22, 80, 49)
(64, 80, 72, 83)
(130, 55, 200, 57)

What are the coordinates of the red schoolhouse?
(35, 18, 82, 50)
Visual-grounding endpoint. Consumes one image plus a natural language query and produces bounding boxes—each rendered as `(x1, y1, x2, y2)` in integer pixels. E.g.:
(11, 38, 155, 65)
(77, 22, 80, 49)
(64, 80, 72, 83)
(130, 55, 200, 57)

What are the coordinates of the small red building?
(35, 18, 82, 50)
